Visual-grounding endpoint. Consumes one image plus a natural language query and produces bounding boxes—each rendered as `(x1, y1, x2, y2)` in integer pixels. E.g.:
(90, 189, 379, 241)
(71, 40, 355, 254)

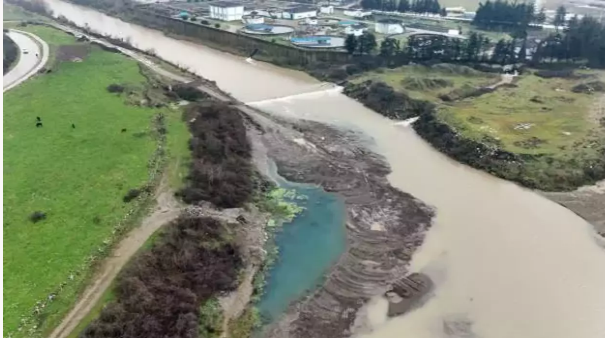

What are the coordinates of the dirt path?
(486, 72, 516, 90)
(48, 179, 182, 338)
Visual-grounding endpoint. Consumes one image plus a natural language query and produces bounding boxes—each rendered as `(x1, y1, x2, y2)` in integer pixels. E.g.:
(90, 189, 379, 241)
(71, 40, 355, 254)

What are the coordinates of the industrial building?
(375, 19, 404, 34)
(343, 7, 372, 18)
(282, 6, 318, 19)
(209, 1, 244, 21)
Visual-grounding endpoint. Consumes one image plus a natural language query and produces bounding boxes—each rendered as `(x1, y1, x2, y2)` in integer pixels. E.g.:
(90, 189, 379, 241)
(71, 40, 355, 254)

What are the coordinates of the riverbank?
(344, 64, 605, 192)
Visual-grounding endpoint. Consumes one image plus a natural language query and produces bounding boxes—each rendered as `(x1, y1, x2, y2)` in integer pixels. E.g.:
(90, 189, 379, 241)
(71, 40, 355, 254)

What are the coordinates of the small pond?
(257, 173, 347, 323)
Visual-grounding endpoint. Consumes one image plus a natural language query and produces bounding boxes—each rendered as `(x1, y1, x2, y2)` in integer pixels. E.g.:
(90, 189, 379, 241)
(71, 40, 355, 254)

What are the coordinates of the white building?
(320, 5, 334, 14)
(209, 1, 244, 21)
(375, 19, 404, 34)
(343, 8, 372, 18)
(345, 23, 367, 36)
(282, 6, 318, 20)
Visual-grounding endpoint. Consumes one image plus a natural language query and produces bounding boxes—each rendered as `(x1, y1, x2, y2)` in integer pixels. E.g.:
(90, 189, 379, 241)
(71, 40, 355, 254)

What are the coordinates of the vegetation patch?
(344, 80, 434, 120)
(177, 102, 253, 208)
(81, 216, 242, 338)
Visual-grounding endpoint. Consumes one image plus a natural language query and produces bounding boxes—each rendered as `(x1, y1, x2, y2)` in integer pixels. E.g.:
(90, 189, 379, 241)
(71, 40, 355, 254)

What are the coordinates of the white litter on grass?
(514, 123, 534, 130)
(562, 131, 572, 136)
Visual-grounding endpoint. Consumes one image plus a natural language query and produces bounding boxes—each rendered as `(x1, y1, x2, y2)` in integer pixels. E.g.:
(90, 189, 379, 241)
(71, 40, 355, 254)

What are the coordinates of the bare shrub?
(29, 211, 46, 223)
(82, 216, 241, 338)
(122, 189, 141, 203)
(177, 102, 253, 208)
(106, 83, 125, 93)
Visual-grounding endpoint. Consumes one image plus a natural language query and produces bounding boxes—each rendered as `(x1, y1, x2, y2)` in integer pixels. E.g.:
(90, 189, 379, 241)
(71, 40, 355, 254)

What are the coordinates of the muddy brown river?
(42, 1, 605, 337)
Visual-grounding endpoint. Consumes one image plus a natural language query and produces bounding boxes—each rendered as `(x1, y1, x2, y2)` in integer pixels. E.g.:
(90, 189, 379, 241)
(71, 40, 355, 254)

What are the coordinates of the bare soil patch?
(56, 44, 90, 63)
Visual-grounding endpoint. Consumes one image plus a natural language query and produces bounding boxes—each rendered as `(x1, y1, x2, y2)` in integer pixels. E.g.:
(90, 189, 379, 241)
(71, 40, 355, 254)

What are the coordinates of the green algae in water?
(257, 180, 346, 323)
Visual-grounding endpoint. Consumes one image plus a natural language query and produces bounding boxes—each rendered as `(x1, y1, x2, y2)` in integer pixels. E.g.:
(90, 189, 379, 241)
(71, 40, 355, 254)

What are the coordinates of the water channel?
(41, 1, 605, 337)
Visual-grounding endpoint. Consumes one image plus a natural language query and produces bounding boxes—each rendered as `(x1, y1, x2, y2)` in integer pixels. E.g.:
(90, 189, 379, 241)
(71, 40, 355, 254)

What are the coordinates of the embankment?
(344, 80, 605, 192)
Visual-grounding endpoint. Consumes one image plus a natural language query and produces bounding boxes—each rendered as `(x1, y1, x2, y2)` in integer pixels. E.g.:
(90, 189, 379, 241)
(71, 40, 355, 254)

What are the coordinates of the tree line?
(533, 15, 605, 68)
(472, 0, 541, 31)
(3, 33, 18, 74)
(361, 0, 443, 15)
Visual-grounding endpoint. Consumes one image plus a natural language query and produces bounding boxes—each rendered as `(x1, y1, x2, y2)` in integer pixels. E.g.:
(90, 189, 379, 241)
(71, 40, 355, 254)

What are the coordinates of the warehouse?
(209, 1, 244, 21)
(282, 6, 318, 20)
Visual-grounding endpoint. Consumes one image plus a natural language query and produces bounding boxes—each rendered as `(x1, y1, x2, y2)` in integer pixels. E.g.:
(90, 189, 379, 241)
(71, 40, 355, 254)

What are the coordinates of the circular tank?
(290, 35, 345, 48)
(241, 24, 295, 35)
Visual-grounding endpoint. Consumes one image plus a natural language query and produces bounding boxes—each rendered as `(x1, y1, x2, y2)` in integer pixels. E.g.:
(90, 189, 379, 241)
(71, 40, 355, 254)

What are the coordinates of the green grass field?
(3, 25, 190, 337)
(439, 73, 604, 157)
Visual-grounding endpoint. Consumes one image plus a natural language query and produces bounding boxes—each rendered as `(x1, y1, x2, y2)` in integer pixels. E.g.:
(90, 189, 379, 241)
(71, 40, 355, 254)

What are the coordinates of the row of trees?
(472, 0, 542, 31)
(360, 0, 443, 15)
(345, 32, 378, 55)
(533, 15, 605, 68)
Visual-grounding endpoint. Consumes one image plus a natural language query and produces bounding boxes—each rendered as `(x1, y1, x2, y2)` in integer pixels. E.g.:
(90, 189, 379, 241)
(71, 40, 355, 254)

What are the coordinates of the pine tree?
(554, 5, 567, 32)
(397, 0, 410, 12)
(380, 37, 400, 57)
(535, 7, 546, 24)
(358, 32, 377, 55)
(345, 34, 358, 55)
(517, 38, 527, 61)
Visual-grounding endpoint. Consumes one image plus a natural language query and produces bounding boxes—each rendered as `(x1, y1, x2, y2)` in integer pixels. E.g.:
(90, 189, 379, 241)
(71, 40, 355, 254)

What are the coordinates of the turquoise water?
(257, 178, 346, 323)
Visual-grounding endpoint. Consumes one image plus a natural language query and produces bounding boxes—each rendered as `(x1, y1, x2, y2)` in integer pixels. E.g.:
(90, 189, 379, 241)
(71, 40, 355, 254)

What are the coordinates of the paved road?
(3, 30, 49, 92)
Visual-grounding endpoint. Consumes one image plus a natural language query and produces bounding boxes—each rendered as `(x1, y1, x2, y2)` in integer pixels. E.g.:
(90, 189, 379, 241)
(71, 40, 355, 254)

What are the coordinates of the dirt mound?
(401, 77, 452, 91)
(572, 81, 605, 94)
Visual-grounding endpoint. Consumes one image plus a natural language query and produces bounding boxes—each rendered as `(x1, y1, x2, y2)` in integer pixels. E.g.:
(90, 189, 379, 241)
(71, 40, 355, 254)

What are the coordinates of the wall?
(131, 8, 349, 67)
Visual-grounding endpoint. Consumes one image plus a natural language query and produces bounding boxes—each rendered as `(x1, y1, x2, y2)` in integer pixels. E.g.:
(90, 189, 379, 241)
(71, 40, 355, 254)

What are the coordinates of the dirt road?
(47, 188, 181, 338)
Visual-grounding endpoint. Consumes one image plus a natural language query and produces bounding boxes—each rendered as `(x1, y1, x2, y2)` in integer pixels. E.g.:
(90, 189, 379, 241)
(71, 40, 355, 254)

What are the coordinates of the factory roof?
(210, 1, 242, 8)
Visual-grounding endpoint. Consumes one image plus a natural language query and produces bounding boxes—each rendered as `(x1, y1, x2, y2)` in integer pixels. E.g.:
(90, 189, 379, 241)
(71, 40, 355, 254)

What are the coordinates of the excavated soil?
(242, 107, 434, 338)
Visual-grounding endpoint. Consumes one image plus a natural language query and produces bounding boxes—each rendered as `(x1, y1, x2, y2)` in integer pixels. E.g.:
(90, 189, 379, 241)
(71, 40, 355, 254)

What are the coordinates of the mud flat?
(544, 181, 605, 237)
(243, 108, 434, 338)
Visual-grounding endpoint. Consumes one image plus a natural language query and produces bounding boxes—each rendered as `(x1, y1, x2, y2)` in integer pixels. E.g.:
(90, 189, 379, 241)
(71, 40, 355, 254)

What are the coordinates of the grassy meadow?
(352, 63, 499, 102)
(439, 72, 604, 158)
(3, 24, 190, 337)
